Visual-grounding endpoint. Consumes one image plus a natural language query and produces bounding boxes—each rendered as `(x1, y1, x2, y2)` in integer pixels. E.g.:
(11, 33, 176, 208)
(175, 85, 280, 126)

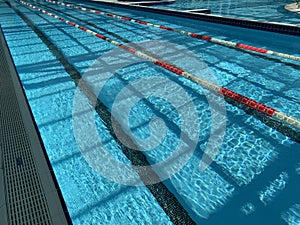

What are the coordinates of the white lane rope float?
(20, 1, 300, 133)
(45, 0, 300, 63)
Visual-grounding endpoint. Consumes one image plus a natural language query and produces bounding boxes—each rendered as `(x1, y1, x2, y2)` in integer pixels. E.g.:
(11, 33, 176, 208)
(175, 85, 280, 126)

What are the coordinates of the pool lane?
(23, 0, 300, 146)
(0, 2, 177, 225)
(47, 0, 300, 62)
(21, 0, 300, 137)
(19, 3, 199, 223)
(1, 0, 300, 224)
(30, 0, 298, 116)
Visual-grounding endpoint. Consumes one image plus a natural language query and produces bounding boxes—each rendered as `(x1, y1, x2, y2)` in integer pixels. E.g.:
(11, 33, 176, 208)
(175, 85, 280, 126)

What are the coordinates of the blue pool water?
(156, 0, 300, 25)
(1, 0, 300, 224)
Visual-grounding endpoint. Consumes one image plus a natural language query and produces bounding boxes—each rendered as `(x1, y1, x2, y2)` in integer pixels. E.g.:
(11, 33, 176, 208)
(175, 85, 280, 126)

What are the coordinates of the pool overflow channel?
(19, 0, 300, 139)
(5, 0, 300, 222)
(5, 1, 196, 224)
(0, 25, 71, 225)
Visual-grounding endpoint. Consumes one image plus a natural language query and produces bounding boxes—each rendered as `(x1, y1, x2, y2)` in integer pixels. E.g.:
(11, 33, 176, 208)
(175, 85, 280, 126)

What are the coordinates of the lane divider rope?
(45, 0, 300, 63)
(20, 0, 300, 132)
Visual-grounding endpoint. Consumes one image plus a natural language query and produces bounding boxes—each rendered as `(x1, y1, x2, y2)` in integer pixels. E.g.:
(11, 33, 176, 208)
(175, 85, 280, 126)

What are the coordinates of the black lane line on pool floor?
(6, 1, 197, 224)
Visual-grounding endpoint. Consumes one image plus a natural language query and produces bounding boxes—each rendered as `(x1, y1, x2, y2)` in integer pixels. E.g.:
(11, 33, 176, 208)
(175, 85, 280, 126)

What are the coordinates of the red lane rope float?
(20, 1, 300, 131)
(45, 0, 300, 62)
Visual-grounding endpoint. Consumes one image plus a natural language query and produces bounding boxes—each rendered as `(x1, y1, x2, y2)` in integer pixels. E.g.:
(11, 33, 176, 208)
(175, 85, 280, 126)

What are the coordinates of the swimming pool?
(0, 0, 300, 224)
(155, 0, 300, 26)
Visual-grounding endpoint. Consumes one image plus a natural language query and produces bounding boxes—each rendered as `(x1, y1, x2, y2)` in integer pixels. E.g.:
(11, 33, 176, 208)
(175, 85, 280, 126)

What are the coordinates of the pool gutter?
(0, 26, 71, 225)
(88, 0, 300, 36)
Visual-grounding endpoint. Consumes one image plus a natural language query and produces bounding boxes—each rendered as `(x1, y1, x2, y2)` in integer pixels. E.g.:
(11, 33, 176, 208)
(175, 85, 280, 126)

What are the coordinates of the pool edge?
(87, 0, 300, 36)
(0, 26, 72, 225)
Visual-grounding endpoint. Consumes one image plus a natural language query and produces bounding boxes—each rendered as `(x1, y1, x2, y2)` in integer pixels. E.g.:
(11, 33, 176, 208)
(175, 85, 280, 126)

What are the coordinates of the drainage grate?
(0, 27, 69, 225)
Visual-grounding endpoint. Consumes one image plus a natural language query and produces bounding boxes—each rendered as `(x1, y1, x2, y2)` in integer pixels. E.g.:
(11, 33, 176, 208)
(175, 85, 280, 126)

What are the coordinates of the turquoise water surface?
(0, 0, 300, 224)
(156, 0, 300, 25)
